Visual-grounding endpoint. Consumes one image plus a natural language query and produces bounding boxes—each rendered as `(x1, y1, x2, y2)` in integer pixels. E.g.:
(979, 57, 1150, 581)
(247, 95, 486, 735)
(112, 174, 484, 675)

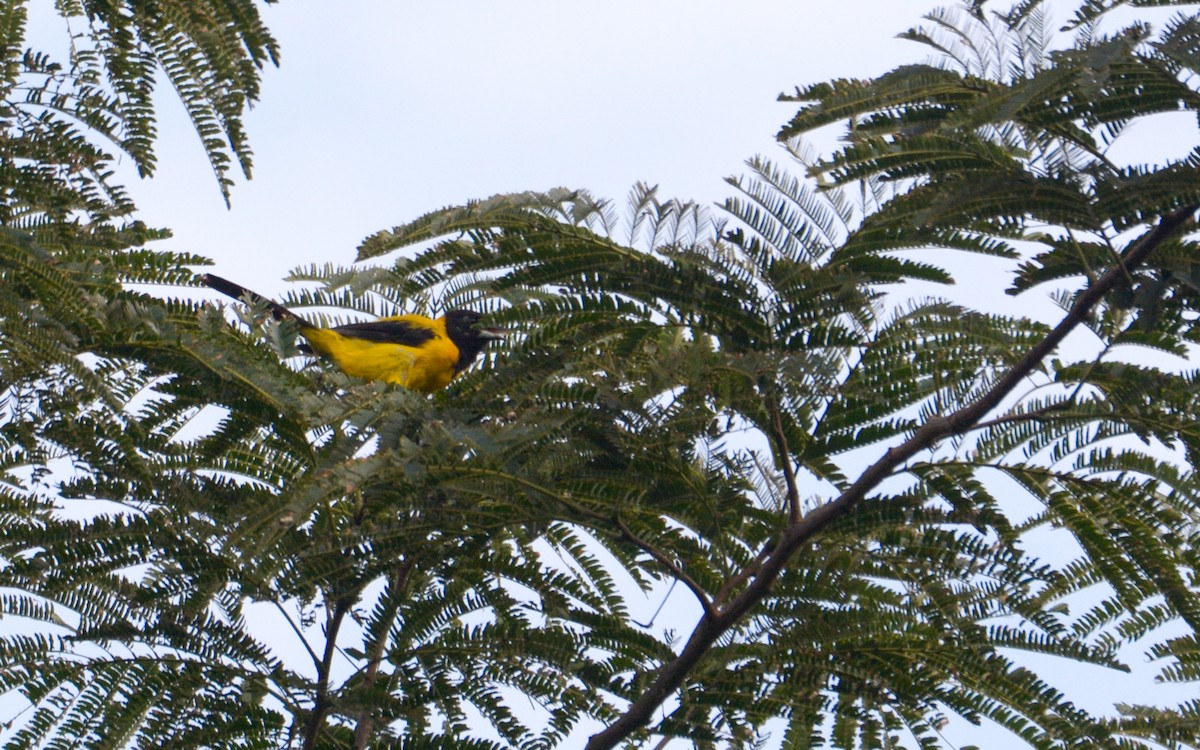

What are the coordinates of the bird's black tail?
(201, 273, 308, 327)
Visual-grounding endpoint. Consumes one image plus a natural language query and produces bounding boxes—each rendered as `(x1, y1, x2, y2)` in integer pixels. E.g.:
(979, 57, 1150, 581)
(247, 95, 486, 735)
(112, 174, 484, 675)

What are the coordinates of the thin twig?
(615, 514, 716, 619)
(711, 539, 774, 608)
(761, 378, 804, 523)
(968, 399, 1075, 433)
(271, 599, 322, 672)
(631, 578, 679, 629)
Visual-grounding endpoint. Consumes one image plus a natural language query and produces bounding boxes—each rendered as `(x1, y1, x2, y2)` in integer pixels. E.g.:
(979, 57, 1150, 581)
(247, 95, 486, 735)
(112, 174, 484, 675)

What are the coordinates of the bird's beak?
(477, 326, 507, 340)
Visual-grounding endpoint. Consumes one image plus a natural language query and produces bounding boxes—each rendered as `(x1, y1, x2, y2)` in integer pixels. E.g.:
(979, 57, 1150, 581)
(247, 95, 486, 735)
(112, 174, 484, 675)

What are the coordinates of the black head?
(443, 309, 505, 373)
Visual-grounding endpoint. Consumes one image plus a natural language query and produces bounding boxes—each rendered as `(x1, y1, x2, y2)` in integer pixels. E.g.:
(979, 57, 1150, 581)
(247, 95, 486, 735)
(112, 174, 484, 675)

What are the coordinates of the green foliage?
(0, 0, 277, 216)
(3, 1, 1200, 749)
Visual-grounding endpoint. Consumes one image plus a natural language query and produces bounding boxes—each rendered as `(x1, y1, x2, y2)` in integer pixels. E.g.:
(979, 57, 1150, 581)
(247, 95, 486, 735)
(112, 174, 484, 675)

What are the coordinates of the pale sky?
(113, 1, 939, 288)
(21, 1, 1199, 747)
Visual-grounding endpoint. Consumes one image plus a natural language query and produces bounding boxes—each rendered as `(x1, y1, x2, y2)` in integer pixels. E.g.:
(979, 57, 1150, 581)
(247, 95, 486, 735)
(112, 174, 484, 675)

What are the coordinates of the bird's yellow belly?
(301, 328, 459, 393)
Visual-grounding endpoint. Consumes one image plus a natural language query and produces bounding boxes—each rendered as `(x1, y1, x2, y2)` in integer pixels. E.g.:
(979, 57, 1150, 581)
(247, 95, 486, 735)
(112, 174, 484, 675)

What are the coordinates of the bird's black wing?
(331, 319, 437, 346)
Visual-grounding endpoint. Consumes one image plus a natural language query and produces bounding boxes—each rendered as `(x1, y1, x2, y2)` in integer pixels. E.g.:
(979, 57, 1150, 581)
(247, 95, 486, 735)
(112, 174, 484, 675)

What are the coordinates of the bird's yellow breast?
(300, 317, 461, 393)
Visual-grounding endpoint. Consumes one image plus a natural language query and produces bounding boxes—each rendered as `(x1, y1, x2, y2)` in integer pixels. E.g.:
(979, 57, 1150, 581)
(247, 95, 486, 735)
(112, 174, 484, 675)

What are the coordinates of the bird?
(201, 273, 504, 393)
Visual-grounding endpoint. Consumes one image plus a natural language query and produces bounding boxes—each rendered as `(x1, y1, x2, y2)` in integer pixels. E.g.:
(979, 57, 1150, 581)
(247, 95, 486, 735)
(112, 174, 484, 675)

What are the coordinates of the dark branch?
(584, 206, 1198, 750)
(303, 596, 353, 750)
(760, 378, 804, 523)
(353, 559, 416, 750)
(615, 514, 717, 619)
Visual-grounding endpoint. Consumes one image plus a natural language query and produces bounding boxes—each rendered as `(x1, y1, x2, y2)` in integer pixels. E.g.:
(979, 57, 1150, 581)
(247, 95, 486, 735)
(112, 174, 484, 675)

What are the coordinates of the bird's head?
(443, 309, 506, 372)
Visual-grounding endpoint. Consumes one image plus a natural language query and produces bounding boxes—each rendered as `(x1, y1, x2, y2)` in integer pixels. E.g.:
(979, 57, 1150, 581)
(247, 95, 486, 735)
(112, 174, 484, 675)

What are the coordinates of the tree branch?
(615, 513, 717, 619)
(352, 559, 417, 750)
(760, 377, 803, 523)
(272, 599, 322, 673)
(584, 205, 1198, 750)
(711, 539, 772, 608)
(302, 596, 352, 750)
(967, 399, 1074, 434)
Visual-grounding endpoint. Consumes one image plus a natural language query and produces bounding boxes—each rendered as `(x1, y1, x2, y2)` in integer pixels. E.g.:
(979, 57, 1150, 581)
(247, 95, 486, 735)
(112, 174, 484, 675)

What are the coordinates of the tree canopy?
(2, 1, 1200, 749)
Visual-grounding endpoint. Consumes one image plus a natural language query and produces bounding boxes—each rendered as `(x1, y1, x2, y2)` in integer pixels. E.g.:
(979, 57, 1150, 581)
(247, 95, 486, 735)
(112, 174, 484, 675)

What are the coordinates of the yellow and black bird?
(202, 273, 504, 393)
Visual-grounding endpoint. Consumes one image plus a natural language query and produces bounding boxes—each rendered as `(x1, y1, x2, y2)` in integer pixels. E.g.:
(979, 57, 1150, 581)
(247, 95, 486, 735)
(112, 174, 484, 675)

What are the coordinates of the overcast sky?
(23, 1, 1198, 747)
(96, 1, 941, 289)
